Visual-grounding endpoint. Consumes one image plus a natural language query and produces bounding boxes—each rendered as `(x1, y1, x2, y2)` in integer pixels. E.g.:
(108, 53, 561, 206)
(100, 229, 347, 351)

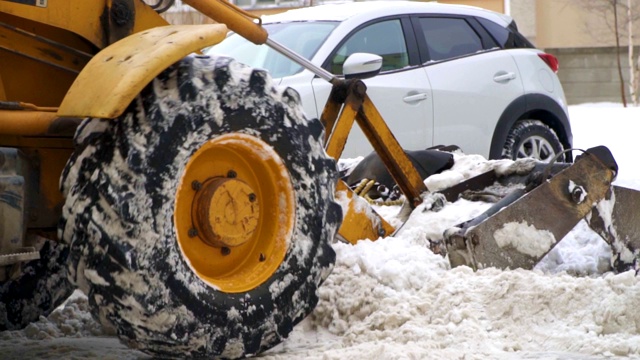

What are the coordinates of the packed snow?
(1, 103, 640, 359)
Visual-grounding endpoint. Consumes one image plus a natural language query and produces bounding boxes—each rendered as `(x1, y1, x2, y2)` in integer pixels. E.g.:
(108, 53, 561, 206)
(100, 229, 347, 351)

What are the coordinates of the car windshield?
(208, 22, 337, 79)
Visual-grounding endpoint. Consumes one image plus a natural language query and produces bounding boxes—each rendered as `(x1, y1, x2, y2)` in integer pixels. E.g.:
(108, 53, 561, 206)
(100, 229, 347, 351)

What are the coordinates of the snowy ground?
(2, 103, 640, 359)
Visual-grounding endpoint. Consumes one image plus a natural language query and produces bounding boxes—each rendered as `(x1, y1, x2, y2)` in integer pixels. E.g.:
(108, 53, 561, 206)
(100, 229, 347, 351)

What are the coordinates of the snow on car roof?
(261, 1, 513, 26)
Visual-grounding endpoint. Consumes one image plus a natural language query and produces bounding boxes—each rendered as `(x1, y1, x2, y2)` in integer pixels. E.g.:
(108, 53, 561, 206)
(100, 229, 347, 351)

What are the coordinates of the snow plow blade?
(444, 146, 632, 271)
(585, 185, 640, 272)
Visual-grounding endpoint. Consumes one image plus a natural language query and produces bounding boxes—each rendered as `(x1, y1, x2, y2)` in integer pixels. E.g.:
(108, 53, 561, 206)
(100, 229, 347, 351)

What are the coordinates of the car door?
(311, 17, 434, 158)
(414, 16, 525, 159)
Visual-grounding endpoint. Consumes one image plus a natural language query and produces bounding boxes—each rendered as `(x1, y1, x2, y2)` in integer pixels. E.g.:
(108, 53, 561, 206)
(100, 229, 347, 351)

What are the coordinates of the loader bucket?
(585, 185, 640, 273)
(444, 147, 618, 271)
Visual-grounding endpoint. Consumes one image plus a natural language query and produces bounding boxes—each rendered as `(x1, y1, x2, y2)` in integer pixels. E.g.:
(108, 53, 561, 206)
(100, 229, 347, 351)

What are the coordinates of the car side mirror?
(343, 53, 383, 79)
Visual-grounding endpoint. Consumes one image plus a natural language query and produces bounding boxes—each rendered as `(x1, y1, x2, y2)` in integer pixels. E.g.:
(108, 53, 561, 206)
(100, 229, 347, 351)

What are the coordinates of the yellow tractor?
(0, 0, 638, 358)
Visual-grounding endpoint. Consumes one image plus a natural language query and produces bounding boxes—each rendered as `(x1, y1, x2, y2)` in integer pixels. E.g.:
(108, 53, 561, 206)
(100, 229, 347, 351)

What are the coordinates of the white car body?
(208, 1, 571, 160)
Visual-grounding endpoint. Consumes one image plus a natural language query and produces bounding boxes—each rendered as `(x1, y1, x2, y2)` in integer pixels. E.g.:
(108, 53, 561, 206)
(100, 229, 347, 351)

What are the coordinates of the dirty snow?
(1, 103, 640, 359)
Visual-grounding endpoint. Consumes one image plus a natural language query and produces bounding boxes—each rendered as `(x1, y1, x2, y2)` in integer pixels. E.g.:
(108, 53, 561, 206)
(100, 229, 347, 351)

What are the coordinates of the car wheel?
(502, 120, 564, 162)
(58, 55, 341, 358)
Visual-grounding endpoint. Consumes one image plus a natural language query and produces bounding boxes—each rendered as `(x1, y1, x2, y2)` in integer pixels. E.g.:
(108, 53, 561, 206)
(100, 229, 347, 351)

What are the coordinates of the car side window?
(419, 17, 483, 61)
(329, 19, 409, 75)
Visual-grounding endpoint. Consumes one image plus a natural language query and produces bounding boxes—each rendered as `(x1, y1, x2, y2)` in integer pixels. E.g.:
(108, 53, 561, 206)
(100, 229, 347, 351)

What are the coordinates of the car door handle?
(403, 93, 428, 103)
(493, 72, 516, 82)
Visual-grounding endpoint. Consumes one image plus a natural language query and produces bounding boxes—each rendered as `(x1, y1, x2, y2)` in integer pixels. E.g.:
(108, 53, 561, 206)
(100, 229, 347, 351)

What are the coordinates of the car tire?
(502, 120, 564, 162)
(58, 55, 341, 358)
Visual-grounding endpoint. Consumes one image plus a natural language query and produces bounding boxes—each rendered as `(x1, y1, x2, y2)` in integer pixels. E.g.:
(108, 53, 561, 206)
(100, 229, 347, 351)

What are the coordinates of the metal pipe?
(183, 0, 268, 45)
(184, 1, 337, 84)
(266, 38, 337, 84)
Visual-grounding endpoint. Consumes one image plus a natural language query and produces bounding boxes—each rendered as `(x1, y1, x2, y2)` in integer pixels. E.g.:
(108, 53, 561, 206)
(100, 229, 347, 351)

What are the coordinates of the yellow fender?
(58, 24, 228, 119)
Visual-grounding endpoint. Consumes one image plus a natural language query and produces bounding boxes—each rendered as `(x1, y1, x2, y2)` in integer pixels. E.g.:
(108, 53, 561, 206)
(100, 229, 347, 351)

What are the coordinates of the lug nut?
(188, 228, 198, 238)
(227, 170, 237, 178)
(259, 253, 266, 262)
(191, 180, 202, 191)
(221, 247, 231, 256)
(248, 193, 257, 202)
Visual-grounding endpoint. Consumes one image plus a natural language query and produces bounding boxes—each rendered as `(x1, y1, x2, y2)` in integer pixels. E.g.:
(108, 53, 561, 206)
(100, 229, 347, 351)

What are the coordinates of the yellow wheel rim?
(175, 133, 295, 293)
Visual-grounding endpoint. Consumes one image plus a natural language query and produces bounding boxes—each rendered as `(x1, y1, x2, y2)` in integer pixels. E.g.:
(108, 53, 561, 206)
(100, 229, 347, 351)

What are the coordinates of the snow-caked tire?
(58, 55, 341, 358)
(0, 239, 74, 331)
(501, 119, 564, 162)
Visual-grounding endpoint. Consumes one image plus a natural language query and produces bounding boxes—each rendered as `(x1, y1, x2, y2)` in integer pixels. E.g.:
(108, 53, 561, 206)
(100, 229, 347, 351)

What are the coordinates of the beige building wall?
(509, 0, 536, 42)
(506, 0, 640, 104)
(535, 0, 609, 48)
(509, 0, 640, 49)
(436, 0, 504, 13)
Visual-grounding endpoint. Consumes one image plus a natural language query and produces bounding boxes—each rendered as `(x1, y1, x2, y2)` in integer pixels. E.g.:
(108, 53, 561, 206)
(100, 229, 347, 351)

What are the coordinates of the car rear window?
(418, 17, 483, 61)
(477, 17, 534, 49)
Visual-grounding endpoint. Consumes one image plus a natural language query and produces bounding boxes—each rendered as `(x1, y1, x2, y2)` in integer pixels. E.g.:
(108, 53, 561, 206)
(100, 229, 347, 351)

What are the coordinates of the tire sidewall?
(60, 55, 339, 358)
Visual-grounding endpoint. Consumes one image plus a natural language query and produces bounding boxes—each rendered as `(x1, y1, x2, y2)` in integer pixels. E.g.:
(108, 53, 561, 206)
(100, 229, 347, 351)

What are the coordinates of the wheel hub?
(192, 177, 259, 248)
(174, 133, 295, 293)
(519, 135, 555, 161)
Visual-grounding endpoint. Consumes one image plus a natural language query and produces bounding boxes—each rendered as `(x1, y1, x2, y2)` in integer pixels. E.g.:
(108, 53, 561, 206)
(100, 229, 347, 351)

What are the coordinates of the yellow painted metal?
(57, 24, 228, 119)
(0, 109, 58, 135)
(0, 0, 169, 108)
(174, 133, 294, 293)
(0, 73, 6, 100)
(0, 51, 78, 107)
(335, 180, 395, 244)
(183, 0, 268, 45)
(0, 19, 84, 106)
(0, 23, 90, 74)
(32, 147, 74, 226)
(0, 0, 168, 48)
(192, 177, 259, 248)
(321, 79, 428, 209)
(324, 82, 363, 159)
(357, 94, 428, 208)
(320, 95, 342, 145)
(325, 104, 357, 159)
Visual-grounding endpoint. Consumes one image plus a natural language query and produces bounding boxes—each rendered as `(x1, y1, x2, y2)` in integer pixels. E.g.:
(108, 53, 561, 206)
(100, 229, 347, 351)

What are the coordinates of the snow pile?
(264, 103, 640, 359)
(1, 103, 640, 359)
(4, 292, 105, 340)
(302, 243, 640, 359)
(0, 292, 143, 360)
(568, 103, 640, 190)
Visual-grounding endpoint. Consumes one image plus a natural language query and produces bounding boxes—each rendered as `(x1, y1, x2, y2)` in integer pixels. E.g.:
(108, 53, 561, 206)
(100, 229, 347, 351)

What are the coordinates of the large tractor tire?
(0, 239, 74, 331)
(58, 55, 341, 358)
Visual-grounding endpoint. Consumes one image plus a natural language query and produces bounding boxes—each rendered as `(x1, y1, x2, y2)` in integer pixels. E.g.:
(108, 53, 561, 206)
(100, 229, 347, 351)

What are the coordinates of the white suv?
(208, 1, 572, 161)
